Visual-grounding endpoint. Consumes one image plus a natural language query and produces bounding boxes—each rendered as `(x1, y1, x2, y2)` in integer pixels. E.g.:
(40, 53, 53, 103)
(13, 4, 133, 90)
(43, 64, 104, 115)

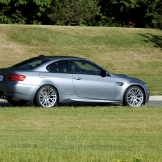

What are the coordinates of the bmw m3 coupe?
(0, 55, 150, 107)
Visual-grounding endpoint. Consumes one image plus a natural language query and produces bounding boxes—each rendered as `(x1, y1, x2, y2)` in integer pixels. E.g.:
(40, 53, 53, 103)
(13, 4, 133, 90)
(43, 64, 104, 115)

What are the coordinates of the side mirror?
(101, 70, 107, 77)
(101, 70, 110, 77)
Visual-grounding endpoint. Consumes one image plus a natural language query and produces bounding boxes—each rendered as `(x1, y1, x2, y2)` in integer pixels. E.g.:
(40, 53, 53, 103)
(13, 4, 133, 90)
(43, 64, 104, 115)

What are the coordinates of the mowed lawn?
(0, 106, 162, 162)
(0, 24, 162, 94)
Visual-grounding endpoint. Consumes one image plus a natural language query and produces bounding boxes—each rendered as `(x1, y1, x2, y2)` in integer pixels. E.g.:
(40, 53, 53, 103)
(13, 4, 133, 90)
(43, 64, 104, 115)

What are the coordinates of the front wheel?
(7, 99, 27, 106)
(124, 86, 144, 107)
(36, 85, 58, 108)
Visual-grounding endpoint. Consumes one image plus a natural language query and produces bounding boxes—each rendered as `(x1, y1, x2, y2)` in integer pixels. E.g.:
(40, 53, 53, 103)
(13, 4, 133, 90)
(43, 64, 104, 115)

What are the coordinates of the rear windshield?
(11, 58, 48, 69)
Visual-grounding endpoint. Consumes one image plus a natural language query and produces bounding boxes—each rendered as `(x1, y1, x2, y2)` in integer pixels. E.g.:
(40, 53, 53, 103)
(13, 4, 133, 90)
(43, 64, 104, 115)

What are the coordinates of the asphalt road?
(145, 101, 162, 106)
(0, 99, 162, 107)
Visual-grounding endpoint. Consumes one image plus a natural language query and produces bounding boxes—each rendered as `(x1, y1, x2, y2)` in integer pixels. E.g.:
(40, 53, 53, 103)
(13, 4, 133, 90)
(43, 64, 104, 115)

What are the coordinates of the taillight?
(7, 74, 26, 81)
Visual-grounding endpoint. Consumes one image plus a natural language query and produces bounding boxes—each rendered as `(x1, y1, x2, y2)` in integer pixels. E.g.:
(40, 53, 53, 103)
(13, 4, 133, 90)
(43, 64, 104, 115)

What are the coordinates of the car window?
(47, 60, 71, 73)
(68, 60, 101, 75)
(11, 58, 48, 69)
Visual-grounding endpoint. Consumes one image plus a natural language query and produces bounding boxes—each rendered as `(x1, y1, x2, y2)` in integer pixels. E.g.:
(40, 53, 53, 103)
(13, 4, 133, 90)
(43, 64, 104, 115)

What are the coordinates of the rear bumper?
(0, 82, 39, 101)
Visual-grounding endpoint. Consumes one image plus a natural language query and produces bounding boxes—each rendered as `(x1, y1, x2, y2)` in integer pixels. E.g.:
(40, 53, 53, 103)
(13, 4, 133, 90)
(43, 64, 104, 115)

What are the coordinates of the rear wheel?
(36, 85, 58, 108)
(124, 86, 144, 107)
(33, 98, 38, 106)
(7, 98, 27, 106)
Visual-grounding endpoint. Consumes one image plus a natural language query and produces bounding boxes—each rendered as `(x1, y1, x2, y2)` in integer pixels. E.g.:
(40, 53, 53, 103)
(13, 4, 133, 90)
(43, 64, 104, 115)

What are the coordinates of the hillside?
(0, 24, 162, 95)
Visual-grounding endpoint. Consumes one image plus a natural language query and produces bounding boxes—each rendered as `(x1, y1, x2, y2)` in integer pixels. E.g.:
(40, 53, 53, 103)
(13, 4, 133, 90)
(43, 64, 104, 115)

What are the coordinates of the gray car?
(0, 55, 150, 107)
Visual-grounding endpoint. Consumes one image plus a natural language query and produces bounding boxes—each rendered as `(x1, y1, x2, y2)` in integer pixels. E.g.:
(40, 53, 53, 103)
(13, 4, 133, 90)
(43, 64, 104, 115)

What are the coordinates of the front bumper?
(144, 88, 150, 104)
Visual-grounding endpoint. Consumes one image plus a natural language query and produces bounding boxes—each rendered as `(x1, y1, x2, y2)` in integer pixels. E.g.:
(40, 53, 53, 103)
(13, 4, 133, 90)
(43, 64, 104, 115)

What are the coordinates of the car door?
(68, 60, 116, 100)
(46, 60, 75, 95)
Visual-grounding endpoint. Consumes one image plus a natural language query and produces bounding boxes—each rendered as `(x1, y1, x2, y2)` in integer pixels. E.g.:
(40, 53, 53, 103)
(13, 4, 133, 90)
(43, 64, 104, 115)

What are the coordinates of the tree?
(142, 0, 162, 28)
(97, 0, 144, 27)
(157, 5, 162, 29)
(0, 0, 52, 24)
(97, 0, 162, 28)
(48, 0, 100, 26)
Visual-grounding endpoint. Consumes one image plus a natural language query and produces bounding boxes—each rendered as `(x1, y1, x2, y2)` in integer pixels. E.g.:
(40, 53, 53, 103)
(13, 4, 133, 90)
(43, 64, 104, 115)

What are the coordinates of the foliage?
(97, 0, 140, 27)
(48, 0, 100, 26)
(0, 0, 52, 24)
(140, 0, 162, 28)
(0, 0, 162, 28)
(97, 0, 162, 28)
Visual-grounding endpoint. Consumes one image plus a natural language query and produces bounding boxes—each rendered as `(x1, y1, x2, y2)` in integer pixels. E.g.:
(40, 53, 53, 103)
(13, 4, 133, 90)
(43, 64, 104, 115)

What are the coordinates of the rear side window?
(11, 58, 48, 69)
(47, 60, 71, 73)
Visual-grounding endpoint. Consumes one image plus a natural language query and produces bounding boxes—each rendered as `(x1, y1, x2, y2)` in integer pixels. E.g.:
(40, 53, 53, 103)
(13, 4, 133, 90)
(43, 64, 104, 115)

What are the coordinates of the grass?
(0, 106, 162, 161)
(0, 24, 162, 94)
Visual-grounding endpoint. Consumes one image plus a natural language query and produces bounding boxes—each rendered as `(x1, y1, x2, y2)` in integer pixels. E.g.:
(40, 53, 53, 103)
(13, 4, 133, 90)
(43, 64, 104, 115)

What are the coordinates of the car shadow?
(59, 102, 121, 107)
(0, 100, 120, 108)
(0, 100, 34, 107)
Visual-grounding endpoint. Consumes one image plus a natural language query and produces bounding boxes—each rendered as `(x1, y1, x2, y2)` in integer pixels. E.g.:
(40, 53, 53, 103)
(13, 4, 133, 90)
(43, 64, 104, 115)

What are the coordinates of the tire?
(36, 85, 58, 108)
(33, 98, 39, 106)
(7, 99, 27, 106)
(124, 86, 144, 107)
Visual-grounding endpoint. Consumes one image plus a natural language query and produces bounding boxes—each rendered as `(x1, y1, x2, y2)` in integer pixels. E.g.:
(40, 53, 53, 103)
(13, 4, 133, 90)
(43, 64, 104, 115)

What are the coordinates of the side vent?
(116, 82, 123, 86)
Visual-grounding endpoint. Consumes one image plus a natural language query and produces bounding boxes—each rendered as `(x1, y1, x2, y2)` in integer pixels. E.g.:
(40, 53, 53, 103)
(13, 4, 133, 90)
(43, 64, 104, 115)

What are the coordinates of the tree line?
(0, 0, 162, 29)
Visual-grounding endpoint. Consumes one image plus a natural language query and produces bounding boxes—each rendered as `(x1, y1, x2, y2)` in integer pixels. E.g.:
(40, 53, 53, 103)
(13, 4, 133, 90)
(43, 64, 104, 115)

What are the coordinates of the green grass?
(0, 106, 162, 161)
(0, 25, 162, 94)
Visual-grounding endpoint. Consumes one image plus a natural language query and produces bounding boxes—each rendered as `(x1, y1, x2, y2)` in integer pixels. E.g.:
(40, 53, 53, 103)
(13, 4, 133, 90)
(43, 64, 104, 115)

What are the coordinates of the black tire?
(124, 86, 144, 107)
(7, 99, 27, 106)
(33, 98, 39, 106)
(36, 85, 58, 108)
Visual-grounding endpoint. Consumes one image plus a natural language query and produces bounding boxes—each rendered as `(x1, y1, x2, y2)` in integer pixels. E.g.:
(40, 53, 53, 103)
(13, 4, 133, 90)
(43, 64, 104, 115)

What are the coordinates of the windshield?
(11, 58, 48, 69)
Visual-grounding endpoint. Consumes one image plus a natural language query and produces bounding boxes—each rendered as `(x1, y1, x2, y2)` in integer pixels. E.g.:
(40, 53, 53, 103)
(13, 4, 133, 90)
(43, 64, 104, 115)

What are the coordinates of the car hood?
(111, 73, 146, 84)
(111, 73, 128, 78)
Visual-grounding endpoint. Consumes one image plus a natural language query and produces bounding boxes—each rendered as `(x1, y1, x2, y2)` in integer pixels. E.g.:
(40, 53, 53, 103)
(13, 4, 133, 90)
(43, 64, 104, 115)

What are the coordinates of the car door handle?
(74, 77, 82, 80)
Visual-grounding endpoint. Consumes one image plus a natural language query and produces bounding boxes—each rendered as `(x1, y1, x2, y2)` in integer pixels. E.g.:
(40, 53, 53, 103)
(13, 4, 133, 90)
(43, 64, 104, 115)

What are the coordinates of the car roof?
(38, 55, 84, 60)
(38, 55, 81, 59)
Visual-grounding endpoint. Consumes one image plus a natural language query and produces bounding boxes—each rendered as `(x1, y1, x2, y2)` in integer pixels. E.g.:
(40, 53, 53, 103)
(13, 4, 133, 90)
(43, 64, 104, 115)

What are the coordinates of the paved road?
(146, 96, 162, 106)
(145, 101, 162, 106)
(0, 99, 162, 107)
